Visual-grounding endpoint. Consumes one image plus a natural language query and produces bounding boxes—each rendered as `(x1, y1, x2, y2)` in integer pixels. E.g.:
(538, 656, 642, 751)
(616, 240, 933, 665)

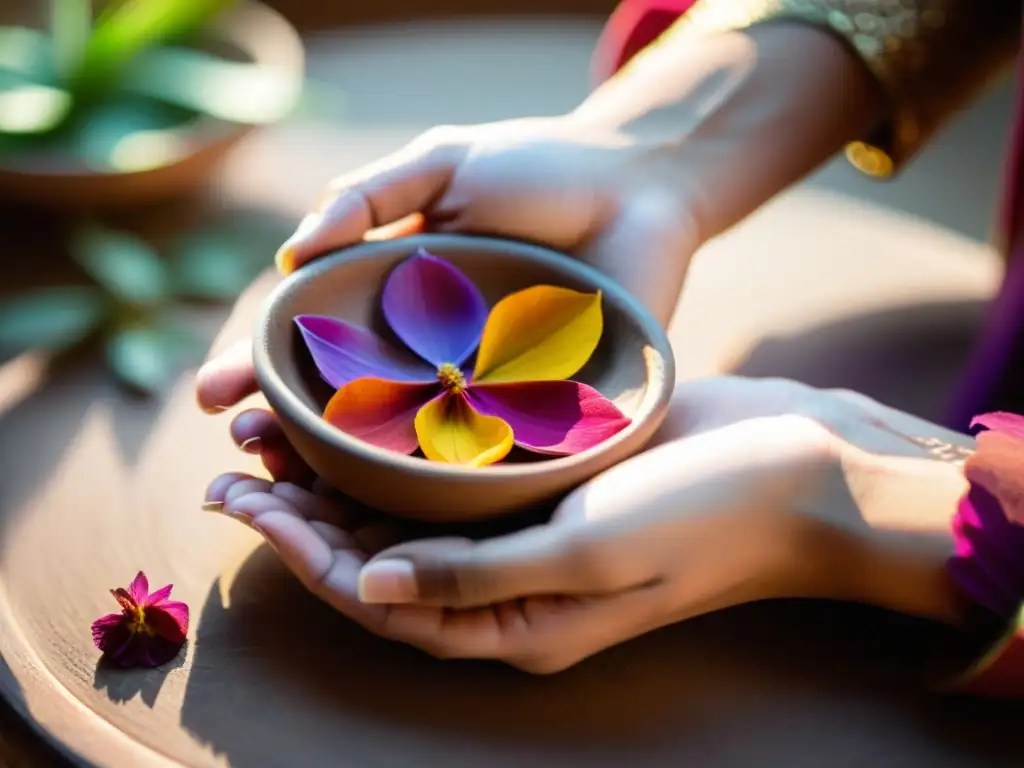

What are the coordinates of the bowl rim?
(254, 233, 676, 479)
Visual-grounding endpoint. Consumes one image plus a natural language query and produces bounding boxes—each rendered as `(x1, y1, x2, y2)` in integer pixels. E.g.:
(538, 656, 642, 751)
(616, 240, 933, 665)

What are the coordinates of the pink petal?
(972, 412, 1024, 442)
(324, 378, 437, 454)
(145, 601, 189, 644)
(468, 380, 631, 455)
(295, 315, 434, 389)
(145, 583, 173, 605)
(382, 250, 488, 367)
(91, 613, 130, 653)
(128, 571, 149, 604)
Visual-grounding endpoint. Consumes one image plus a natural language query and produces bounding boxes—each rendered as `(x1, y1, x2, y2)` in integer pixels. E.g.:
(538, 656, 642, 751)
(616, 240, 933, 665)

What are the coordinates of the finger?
(230, 408, 284, 453)
(270, 481, 357, 528)
(382, 582, 671, 671)
(356, 526, 609, 609)
(202, 472, 253, 510)
(196, 340, 257, 414)
(275, 135, 465, 273)
(251, 511, 385, 628)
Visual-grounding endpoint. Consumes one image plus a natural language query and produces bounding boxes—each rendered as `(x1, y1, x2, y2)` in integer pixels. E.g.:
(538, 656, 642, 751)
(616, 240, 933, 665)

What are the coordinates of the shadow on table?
(731, 298, 990, 424)
(178, 545, 1024, 767)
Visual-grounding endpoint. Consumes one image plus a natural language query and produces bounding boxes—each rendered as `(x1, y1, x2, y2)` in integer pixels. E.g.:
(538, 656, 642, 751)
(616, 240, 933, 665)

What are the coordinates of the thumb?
(357, 525, 597, 609)
(276, 128, 468, 274)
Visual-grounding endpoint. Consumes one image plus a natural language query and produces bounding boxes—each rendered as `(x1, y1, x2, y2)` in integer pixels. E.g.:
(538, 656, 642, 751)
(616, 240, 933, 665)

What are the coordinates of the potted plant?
(0, 0, 304, 209)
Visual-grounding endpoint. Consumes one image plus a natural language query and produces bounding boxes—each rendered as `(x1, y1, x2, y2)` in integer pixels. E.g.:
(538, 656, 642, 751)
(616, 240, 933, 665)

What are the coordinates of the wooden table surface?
(2, 16, 1024, 768)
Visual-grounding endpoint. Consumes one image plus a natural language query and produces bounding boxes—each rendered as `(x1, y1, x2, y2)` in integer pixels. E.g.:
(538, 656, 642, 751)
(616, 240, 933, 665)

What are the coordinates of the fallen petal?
(382, 250, 488, 367)
(325, 378, 438, 454)
(469, 380, 630, 454)
(91, 613, 130, 654)
(128, 571, 148, 604)
(414, 392, 514, 466)
(146, 601, 189, 644)
(472, 286, 603, 384)
(972, 412, 1024, 442)
(296, 315, 434, 389)
(145, 583, 173, 605)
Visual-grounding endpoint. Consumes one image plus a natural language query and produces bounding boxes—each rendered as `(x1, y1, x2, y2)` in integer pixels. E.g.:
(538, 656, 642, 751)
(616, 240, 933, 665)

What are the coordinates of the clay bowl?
(254, 234, 675, 522)
(0, 1, 303, 210)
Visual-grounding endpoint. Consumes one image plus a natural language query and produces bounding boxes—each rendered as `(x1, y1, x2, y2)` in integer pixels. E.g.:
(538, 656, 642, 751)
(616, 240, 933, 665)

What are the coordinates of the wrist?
(573, 22, 884, 240)
(826, 451, 972, 626)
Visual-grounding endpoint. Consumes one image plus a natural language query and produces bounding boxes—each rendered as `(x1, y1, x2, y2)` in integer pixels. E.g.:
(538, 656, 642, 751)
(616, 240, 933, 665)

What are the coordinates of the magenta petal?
(296, 315, 434, 389)
(146, 601, 189, 644)
(467, 380, 631, 455)
(128, 571, 148, 604)
(972, 412, 1024, 442)
(382, 250, 488, 367)
(145, 583, 173, 605)
(948, 484, 1024, 618)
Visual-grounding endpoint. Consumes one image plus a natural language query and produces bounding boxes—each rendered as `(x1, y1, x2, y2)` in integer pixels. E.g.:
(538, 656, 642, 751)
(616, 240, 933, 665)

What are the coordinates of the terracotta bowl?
(254, 234, 675, 522)
(0, 1, 304, 210)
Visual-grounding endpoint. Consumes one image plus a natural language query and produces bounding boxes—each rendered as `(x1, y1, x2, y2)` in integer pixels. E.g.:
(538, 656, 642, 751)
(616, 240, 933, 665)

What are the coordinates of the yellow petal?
(472, 286, 603, 384)
(414, 393, 514, 466)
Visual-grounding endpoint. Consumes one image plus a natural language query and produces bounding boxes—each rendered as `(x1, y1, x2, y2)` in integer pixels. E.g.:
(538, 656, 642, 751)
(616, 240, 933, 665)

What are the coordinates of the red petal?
(111, 587, 136, 612)
(146, 601, 189, 644)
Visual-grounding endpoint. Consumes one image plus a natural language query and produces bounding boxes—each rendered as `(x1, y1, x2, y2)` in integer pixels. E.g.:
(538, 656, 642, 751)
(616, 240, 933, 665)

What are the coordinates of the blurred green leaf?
(0, 27, 55, 82)
(0, 285, 105, 353)
(0, 83, 72, 135)
(169, 220, 281, 300)
(71, 226, 171, 304)
(71, 94, 195, 171)
(73, 0, 238, 97)
(123, 46, 301, 125)
(289, 78, 347, 125)
(106, 326, 172, 393)
(50, 0, 92, 80)
(106, 321, 203, 393)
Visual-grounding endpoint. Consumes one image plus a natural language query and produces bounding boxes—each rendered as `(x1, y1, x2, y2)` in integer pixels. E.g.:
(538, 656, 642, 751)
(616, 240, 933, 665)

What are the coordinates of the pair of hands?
(198, 114, 966, 673)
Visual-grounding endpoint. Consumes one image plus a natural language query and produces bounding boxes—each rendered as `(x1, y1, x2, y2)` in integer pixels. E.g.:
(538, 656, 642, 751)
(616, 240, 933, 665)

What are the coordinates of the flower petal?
(296, 315, 434, 389)
(472, 286, 603, 384)
(146, 601, 189, 645)
(972, 412, 1024, 442)
(324, 378, 438, 454)
(128, 571, 149, 604)
(382, 250, 488, 367)
(469, 380, 631, 455)
(133, 636, 185, 668)
(145, 583, 173, 605)
(414, 393, 514, 466)
(91, 613, 130, 654)
(111, 587, 136, 612)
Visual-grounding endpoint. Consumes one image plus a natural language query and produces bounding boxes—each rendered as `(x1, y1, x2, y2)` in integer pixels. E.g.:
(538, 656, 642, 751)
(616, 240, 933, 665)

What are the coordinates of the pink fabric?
(590, 0, 697, 87)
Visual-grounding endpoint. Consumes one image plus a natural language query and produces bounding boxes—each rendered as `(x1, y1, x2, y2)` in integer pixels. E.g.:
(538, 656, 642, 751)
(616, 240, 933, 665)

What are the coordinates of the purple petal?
(91, 613, 130, 653)
(296, 315, 435, 389)
(468, 380, 631, 455)
(382, 250, 488, 367)
(146, 601, 189, 644)
(128, 571, 149, 604)
(133, 636, 185, 668)
(971, 412, 1024, 441)
(145, 583, 174, 605)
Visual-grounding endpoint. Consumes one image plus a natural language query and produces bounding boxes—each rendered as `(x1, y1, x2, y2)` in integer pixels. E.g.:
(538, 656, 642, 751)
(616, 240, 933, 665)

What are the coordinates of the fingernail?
(239, 437, 262, 454)
(251, 521, 279, 553)
(275, 213, 321, 274)
(201, 404, 229, 414)
(202, 501, 223, 511)
(358, 560, 417, 604)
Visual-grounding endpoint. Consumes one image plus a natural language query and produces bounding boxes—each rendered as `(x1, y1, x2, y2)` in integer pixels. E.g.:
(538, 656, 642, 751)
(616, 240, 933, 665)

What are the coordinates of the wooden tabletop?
(2, 17, 1024, 767)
